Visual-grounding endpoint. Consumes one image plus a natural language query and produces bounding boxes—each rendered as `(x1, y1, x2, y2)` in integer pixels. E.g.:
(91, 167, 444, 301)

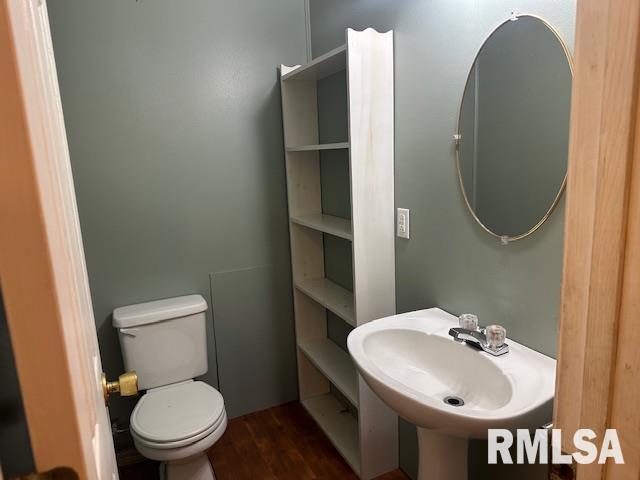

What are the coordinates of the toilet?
(113, 295, 227, 480)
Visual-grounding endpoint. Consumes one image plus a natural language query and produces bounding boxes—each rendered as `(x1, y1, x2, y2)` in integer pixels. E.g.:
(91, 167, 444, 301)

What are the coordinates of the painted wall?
(308, 1, 575, 478)
(47, 0, 308, 424)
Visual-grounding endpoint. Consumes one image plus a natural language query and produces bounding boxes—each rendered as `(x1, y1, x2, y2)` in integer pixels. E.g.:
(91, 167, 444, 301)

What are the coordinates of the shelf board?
(295, 278, 355, 327)
(286, 142, 349, 152)
(290, 213, 352, 241)
(299, 338, 358, 406)
(302, 393, 360, 474)
(282, 45, 347, 82)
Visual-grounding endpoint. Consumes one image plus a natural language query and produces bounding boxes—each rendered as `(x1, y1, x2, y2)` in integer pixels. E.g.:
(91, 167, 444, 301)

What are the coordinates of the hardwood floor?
(119, 401, 408, 480)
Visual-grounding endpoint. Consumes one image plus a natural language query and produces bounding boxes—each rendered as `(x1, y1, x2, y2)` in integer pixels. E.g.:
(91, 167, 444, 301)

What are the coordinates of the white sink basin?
(347, 308, 556, 480)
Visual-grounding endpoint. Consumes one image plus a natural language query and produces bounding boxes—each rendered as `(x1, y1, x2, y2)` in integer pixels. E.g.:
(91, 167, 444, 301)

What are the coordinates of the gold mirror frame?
(455, 14, 574, 244)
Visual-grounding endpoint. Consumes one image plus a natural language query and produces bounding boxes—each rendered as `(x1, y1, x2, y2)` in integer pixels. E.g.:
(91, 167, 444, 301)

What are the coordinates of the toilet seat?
(132, 411, 226, 449)
(131, 380, 225, 449)
(133, 410, 228, 463)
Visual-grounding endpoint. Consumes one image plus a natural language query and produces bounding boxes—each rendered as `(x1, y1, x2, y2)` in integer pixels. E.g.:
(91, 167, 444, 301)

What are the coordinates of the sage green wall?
(47, 0, 308, 425)
(309, 1, 575, 478)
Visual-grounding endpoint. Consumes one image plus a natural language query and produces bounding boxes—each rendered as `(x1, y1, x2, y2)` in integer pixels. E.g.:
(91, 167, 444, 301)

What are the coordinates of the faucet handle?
(458, 313, 479, 331)
(485, 325, 507, 351)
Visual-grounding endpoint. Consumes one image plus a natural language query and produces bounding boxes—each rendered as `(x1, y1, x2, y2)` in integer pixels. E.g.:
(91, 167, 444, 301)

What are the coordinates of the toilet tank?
(113, 295, 208, 390)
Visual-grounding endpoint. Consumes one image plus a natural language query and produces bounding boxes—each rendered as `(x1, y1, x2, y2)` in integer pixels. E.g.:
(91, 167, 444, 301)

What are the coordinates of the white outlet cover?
(397, 208, 410, 239)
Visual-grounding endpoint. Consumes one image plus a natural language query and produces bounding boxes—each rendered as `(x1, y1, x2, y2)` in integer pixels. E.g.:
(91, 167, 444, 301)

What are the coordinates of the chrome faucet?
(448, 315, 509, 356)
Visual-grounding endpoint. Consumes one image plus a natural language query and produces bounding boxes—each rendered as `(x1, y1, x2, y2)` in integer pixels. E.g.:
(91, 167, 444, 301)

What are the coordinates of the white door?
(0, 0, 118, 478)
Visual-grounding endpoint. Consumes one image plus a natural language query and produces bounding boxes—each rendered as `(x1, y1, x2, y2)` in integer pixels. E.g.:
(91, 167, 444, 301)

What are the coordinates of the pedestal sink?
(347, 308, 555, 480)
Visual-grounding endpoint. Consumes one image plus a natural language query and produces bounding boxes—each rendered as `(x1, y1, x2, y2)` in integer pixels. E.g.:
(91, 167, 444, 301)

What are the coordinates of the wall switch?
(397, 208, 410, 239)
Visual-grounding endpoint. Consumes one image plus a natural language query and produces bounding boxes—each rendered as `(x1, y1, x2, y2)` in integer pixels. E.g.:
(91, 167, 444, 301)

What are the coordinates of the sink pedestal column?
(417, 428, 468, 480)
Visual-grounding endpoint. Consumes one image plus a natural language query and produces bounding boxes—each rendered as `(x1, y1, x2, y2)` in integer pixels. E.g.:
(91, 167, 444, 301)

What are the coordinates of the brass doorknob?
(101, 371, 138, 404)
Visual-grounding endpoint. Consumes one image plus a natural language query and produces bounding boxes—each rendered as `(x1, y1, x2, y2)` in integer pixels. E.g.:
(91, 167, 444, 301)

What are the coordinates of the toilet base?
(161, 453, 215, 480)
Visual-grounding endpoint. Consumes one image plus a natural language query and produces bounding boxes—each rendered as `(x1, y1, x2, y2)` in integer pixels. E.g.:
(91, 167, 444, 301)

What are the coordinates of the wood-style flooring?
(119, 401, 408, 480)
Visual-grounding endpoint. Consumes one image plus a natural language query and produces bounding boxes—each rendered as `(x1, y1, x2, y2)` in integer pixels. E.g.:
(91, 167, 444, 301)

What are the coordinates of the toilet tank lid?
(113, 295, 207, 328)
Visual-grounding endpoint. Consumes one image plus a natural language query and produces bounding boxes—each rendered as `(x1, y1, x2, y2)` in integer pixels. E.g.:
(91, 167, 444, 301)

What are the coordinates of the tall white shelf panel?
(280, 28, 397, 479)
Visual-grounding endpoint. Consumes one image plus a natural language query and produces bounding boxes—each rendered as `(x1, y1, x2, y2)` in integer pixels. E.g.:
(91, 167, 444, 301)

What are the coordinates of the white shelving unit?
(289, 213, 352, 240)
(299, 338, 358, 405)
(286, 142, 349, 152)
(281, 44, 347, 81)
(302, 394, 360, 472)
(294, 278, 355, 327)
(280, 28, 397, 479)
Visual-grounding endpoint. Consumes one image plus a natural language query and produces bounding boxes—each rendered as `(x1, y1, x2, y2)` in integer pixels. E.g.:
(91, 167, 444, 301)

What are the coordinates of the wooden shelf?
(295, 278, 355, 327)
(282, 45, 347, 82)
(290, 213, 352, 241)
(302, 393, 360, 475)
(299, 338, 358, 406)
(281, 28, 396, 478)
(286, 142, 349, 152)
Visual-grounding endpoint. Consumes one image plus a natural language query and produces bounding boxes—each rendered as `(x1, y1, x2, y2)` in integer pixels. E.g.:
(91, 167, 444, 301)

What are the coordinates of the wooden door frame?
(0, 1, 117, 478)
(554, 0, 640, 478)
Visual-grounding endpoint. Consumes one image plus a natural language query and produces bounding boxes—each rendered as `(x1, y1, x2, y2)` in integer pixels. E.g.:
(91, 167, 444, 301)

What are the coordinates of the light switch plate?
(397, 208, 410, 239)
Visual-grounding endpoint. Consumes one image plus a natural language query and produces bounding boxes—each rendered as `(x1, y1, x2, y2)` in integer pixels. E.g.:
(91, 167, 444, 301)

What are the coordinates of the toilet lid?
(131, 380, 225, 444)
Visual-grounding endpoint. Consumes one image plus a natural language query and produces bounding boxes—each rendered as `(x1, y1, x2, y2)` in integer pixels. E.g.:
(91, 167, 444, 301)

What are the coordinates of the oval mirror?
(456, 15, 573, 242)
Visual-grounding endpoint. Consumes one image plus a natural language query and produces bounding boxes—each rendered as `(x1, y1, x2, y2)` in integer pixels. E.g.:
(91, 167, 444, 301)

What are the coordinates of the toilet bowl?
(113, 295, 226, 480)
